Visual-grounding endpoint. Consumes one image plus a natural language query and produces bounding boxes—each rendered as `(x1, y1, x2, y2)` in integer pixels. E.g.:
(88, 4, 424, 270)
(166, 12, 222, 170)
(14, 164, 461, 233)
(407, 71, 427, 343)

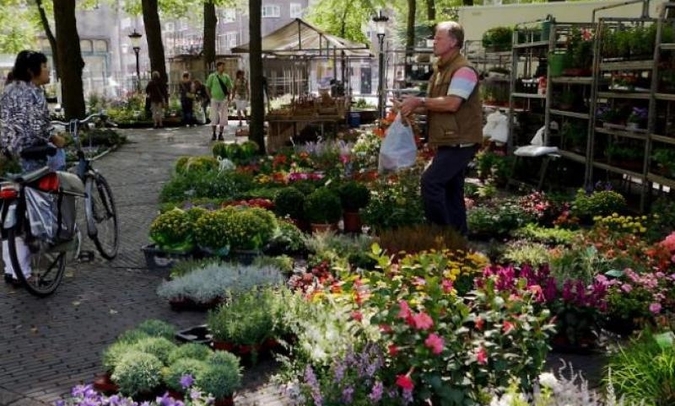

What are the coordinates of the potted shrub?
(197, 352, 242, 406)
(653, 148, 675, 177)
(162, 358, 208, 394)
(338, 181, 371, 233)
(111, 351, 164, 398)
(194, 209, 233, 256)
(148, 208, 195, 253)
(304, 188, 342, 232)
(273, 186, 305, 222)
(225, 208, 277, 264)
(482, 26, 513, 51)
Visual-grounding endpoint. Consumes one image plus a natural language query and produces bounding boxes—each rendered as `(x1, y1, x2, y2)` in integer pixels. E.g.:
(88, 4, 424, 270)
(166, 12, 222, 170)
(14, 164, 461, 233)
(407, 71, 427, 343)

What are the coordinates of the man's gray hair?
(437, 21, 465, 49)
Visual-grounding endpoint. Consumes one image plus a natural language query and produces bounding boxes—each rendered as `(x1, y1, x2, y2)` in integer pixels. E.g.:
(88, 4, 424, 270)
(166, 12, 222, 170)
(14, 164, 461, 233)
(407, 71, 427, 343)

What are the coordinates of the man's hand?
(400, 95, 424, 116)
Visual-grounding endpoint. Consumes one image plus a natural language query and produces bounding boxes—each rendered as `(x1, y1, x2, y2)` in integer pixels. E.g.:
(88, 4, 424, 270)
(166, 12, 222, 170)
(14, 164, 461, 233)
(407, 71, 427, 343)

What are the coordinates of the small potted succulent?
(337, 181, 371, 233)
(304, 187, 342, 232)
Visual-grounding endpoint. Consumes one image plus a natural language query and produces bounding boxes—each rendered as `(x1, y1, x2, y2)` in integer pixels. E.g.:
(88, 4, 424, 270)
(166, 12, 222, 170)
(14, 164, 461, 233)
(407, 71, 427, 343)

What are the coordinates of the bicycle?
(0, 112, 119, 296)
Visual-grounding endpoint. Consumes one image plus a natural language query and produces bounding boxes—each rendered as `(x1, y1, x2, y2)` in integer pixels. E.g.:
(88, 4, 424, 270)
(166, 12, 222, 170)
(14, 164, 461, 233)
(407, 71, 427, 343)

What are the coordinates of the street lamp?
(128, 29, 142, 92)
(372, 10, 389, 119)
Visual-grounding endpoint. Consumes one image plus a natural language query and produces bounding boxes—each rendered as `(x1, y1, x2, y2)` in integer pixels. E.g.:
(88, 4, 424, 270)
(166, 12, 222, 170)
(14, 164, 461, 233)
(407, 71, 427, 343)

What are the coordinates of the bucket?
(348, 111, 361, 128)
(548, 53, 567, 77)
(541, 15, 554, 42)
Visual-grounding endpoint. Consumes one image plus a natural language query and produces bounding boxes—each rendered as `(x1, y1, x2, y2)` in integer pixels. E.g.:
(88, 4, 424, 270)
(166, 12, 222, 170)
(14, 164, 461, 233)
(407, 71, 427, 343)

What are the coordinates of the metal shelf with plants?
(588, 8, 675, 211)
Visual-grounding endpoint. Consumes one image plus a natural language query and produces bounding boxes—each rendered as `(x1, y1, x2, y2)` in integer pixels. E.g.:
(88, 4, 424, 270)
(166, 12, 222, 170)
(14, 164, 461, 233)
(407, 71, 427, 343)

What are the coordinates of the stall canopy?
(232, 18, 372, 58)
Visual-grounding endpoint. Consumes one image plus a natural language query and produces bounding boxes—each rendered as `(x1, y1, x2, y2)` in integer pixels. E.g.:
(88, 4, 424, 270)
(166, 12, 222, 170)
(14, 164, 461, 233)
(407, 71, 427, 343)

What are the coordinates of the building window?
(225, 31, 238, 49)
(221, 8, 236, 23)
(290, 3, 303, 18)
(94, 40, 108, 53)
(262, 5, 280, 18)
(80, 40, 93, 53)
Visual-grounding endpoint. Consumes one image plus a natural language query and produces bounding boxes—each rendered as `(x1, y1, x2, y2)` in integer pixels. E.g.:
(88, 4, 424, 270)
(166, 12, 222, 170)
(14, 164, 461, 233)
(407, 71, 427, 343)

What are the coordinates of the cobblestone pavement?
(0, 124, 603, 406)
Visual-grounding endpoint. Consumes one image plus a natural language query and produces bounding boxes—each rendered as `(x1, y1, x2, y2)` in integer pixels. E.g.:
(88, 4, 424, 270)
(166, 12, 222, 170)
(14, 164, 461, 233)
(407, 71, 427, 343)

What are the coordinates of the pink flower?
(395, 374, 414, 391)
(621, 283, 633, 293)
(476, 347, 488, 365)
(397, 300, 412, 320)
(475, 317, 484, 331)
(442, 279, 454, 293)
(351, 311, 363, 322)
(424, 333, 444, 354)
(409, 312, 434, 330)
(650, 302, 662, 314)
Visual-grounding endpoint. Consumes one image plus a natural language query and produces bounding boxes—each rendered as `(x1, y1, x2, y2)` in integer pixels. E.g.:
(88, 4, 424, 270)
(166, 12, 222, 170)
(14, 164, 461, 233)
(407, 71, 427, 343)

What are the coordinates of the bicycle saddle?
(9, 166, 51, 184)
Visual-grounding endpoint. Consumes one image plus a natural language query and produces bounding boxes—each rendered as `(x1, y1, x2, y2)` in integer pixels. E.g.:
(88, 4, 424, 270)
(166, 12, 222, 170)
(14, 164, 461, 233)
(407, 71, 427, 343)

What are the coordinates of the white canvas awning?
(232, 18, 372, 58)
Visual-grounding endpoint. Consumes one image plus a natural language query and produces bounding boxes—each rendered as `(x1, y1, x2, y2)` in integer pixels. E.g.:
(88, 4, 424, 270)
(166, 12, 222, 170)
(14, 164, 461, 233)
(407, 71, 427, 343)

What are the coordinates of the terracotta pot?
(214, 396, 235, 406)
(211, 340, 236, 352)
(93, 372, 119, 395)
(342, 211, 362, 233)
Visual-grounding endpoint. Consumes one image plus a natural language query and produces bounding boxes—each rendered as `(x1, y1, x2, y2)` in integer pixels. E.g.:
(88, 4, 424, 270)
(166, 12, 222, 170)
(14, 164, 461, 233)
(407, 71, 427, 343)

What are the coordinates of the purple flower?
(650, 302, 662, 314)
(342, 386, 354, 403)
(179, 374, 194, 389)
(156, 393, 175, 406)
(369, 381, 384, 402)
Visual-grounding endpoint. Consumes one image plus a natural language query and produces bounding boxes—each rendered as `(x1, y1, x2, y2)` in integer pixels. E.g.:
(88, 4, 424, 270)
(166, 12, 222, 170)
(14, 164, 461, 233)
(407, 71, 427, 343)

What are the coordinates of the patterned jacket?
(0, 81, 52, 156)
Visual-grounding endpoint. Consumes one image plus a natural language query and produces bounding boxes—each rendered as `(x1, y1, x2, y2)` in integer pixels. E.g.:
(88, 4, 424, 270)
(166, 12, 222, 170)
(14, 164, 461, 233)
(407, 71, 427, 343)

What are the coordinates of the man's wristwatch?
(420, 97, 426, 107)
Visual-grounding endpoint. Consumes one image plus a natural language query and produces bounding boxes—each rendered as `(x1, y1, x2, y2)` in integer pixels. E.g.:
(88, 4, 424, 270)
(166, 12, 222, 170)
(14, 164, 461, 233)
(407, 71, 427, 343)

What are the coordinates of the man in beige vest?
(400, 21, 482, 235)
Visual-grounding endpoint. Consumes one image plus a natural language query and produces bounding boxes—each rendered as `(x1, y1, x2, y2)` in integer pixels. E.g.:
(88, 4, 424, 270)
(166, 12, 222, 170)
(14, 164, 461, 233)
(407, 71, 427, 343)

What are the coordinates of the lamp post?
(372, 10, 389, 119)
(128, 29, 142, 92)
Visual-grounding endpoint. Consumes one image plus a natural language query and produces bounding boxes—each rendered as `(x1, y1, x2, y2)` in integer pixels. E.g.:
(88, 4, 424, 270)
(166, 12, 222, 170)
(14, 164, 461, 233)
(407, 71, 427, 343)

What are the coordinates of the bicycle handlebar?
(50, 111, 114, 128)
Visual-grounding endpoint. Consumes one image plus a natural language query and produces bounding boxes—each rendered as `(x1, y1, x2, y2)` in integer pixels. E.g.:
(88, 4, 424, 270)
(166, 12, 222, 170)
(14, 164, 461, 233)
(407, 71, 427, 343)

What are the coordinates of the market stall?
(233, 18, 372, 152)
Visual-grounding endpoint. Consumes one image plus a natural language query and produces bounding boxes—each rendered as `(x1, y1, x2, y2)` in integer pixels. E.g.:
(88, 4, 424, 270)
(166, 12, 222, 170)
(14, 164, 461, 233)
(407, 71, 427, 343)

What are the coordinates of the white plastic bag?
(378, 113, 417, 173)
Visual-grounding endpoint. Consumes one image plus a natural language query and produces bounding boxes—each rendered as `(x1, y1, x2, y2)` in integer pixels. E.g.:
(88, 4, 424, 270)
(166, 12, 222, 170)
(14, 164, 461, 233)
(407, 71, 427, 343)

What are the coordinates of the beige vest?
(427, 53, 483, 147)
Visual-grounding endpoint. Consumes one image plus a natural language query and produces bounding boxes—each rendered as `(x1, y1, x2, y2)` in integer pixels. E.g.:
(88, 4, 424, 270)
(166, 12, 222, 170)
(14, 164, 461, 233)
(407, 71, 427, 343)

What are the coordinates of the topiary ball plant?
(162, 358, 208, 392)
(338, 181, 371, 212)
(128, 336, 177, 365)
(134, 319, 176, 340)
(102, 340, 134, 374)
(167, 342, 212, 364)
(304, 188, 342, 224)
(194, 209, 234, 254)
(149, 208, 194, 252)
(111, 351, 164, 397)
(197, 352, 242, 400)
(273, 187, 305, 220)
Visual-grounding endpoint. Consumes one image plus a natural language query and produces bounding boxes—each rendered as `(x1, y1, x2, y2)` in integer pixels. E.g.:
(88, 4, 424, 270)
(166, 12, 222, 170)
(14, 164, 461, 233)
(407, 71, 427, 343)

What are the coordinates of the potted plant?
(273, 186, 306, 226)
(162, 358, 208, 394)
(652, 148, 675, 177)
(194, 209, 233, 256)
(197, 352, 242, 406)
(304, 188, 342, 232)
(482, 26, 513, 51)
(111, 351, 164, 398)
(627, 106, 648, 130)
(148, 208, 196, 253)
(338, 181, 371, 233)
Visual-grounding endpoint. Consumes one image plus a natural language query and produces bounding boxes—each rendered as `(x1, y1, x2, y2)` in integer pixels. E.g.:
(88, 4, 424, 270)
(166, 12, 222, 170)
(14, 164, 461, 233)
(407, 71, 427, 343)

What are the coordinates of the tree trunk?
(405, 0, 416, 81)
(203, 1, 217, 76)
(141, 0, 167, 83)
(426, 0, 436, 21)
(248, 0, 265, 154)
(53, 0, 85, 119)
(462, 0, 474, 5)
(35, 0, 60, 80)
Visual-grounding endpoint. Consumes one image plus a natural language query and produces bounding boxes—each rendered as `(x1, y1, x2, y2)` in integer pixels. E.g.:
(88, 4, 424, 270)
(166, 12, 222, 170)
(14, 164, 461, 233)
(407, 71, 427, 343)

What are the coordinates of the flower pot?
(230, 248, 261, 265)
(93, 372, 119, 395)
(214, 396, 235, 406)
(211, 340, 237, 352)
(175, 324, 212, 344)
(342, 211, 362, 233)
(169, 297, 223, 312)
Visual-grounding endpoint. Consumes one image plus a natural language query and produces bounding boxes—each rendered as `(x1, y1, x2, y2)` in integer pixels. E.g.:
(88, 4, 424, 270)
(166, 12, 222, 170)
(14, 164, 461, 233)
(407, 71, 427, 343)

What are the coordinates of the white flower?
(538, 372, 560, 390)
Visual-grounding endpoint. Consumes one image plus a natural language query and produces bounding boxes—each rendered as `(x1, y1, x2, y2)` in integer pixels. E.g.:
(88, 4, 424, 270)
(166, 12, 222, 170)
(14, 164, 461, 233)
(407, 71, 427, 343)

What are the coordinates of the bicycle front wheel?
(85, 173, 119, 260)
(7, 227, 67, 297)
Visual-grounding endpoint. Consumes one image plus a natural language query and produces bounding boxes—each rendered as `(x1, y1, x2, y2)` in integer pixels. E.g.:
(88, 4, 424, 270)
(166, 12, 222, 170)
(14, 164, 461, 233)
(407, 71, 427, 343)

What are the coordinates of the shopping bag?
(378, 113, 417, 173)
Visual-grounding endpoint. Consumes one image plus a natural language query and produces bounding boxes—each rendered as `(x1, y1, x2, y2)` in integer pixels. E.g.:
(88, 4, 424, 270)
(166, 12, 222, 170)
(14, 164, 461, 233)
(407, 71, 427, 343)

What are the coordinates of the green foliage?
(128, 336, 177, 365)
(197, 355, 242, 398)
(78, 128, 127, 148)
(111, 351, 164, 396)
(571, 189, 627, 221)
(305, 0, 379, 44)
(606, 331, 675, 405)
(149, 208, 195, 251)
(273, 187, 305, 220)
(265, 221, 307, 257)
(167, 342, 212, 364)
(468, 200, 535, 239)
(500, 239, 553, 267)
(159, 170, 254, 204)
(512, 223, 578, 246)
(102, 341, 133, 373)
(162, 358, 208, 392)
(175, 156, 219, 175)
(134, 319, 176, 340)
(482, 26, 513, 51)
(337, 180, 371, 212)
(361, 167, 425, 231)
(194, 209, 233, 252)
(304, 188, 342, 224)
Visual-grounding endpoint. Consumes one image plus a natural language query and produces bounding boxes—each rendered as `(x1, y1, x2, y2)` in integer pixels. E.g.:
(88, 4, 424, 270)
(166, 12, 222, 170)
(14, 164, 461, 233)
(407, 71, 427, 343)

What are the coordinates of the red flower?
(379, 324, 393, 334)
(476, 347, 488, 365)
(442, 279, 454, 293)
(388, 344, 399, 356)
(395, 374, 414, 391)
(502, 321, 515, 334)
(351, 311, 363, 322)
(475, 317, 484, 331)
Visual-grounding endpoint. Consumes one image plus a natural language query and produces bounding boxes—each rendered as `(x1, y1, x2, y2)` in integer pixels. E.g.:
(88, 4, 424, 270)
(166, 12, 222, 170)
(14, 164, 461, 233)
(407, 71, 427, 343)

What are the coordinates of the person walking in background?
(232, 70, 249, 127)
(399, 21, 482, 235)
(193, 79, 209, 124)
(0, 50, 66, 284)
(205, 61, 233, 141)
(178, 71, 196, 127)
(145, 71, 168, 129)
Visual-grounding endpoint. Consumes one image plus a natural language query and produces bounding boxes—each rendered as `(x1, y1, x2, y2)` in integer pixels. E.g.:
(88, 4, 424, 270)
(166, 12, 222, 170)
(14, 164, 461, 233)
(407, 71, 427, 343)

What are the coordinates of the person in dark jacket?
(145, 71, 168, 128)
(179, 71, 196, 127)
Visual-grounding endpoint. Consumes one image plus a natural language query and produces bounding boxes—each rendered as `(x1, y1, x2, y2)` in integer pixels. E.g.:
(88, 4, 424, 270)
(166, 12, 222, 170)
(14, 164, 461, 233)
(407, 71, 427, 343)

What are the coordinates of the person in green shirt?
(205, 61, 233, 141)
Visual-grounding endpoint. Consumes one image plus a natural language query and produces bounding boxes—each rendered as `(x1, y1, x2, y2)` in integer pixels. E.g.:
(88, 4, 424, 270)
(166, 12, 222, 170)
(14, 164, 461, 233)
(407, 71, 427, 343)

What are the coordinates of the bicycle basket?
(25, 187, 76, 243)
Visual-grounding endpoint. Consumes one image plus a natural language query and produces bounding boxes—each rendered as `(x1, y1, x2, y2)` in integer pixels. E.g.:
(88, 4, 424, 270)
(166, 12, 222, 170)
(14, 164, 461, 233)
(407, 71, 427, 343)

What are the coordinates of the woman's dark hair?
(11, 50, 48, 82)
(236, 70, 244, 78)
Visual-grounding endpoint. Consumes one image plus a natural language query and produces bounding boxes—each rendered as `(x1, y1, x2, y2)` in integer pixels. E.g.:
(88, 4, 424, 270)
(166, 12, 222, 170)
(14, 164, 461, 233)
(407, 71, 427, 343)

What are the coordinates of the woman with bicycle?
(0, 50, 66, 285)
